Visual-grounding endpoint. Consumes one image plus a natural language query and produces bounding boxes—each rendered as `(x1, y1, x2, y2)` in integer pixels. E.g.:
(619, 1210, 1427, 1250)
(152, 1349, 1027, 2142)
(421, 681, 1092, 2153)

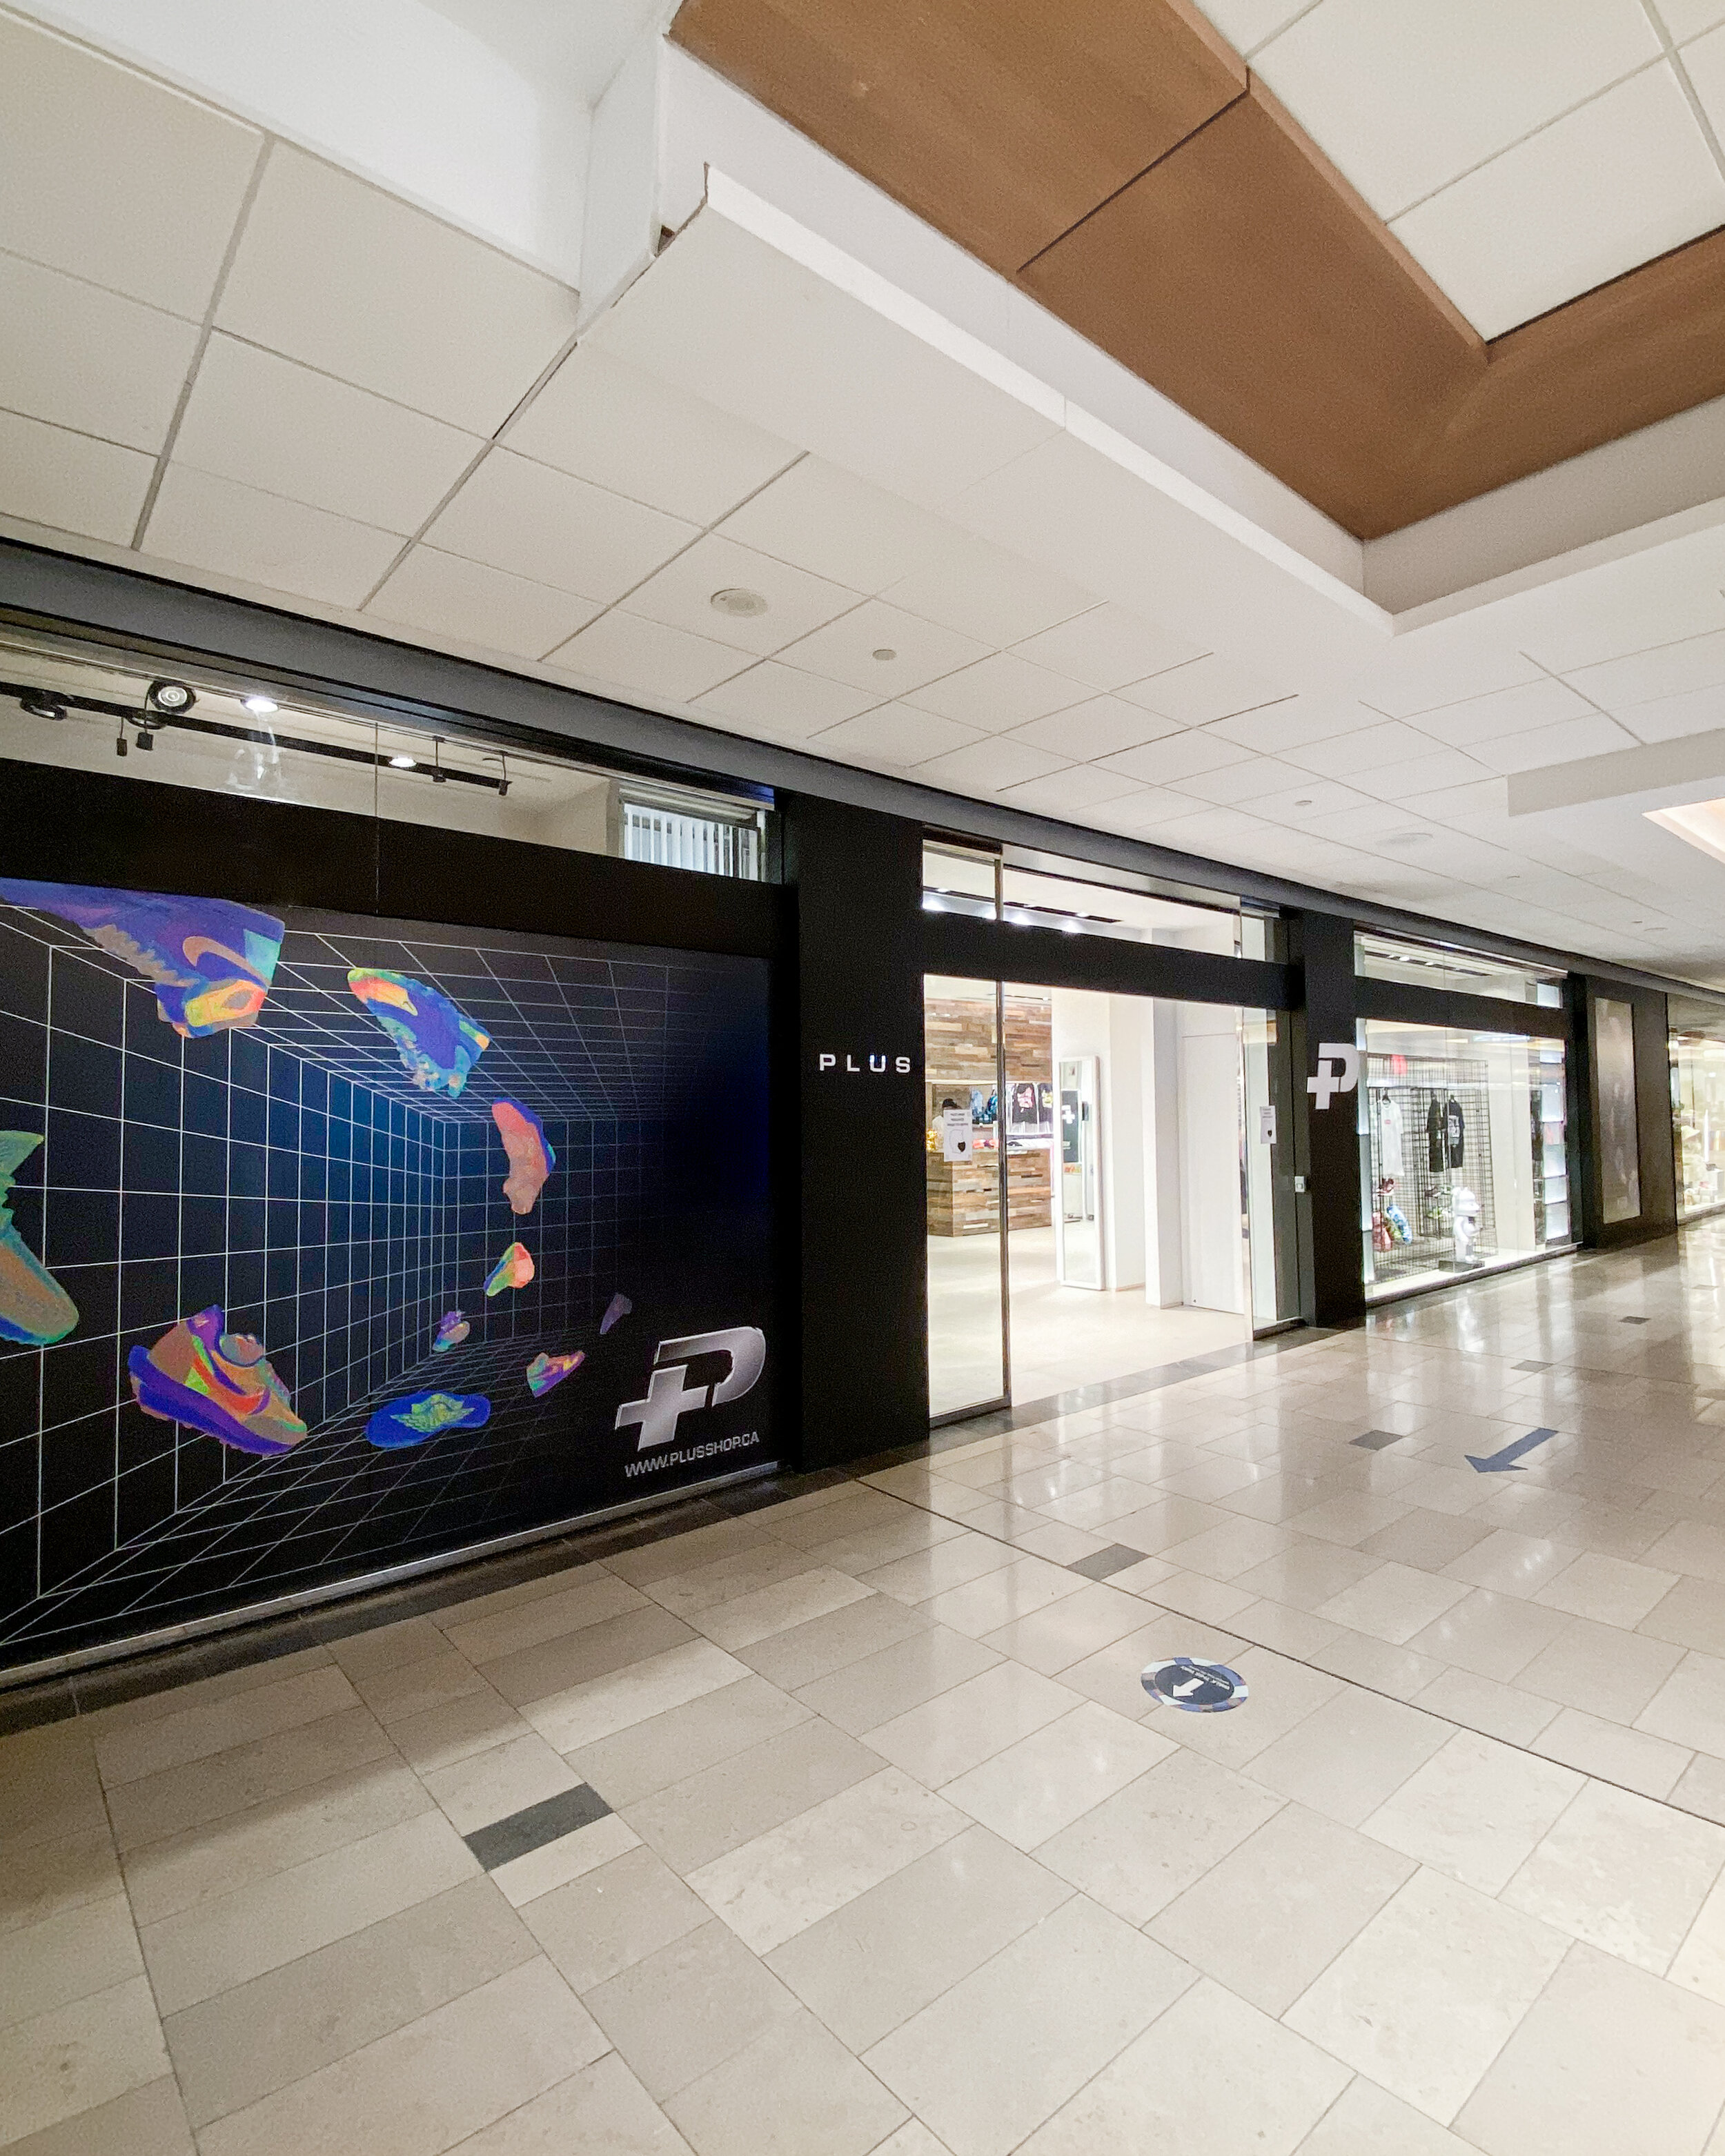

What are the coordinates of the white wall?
(12, 0, 619, 279)
(1177, 1002, 1245, 1316)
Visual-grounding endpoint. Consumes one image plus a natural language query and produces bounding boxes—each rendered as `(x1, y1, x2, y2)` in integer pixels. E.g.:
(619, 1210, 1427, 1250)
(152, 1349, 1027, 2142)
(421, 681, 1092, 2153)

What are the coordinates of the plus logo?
(615, 1327, 767, 1451)
(1306, 1042, 1361, 1110)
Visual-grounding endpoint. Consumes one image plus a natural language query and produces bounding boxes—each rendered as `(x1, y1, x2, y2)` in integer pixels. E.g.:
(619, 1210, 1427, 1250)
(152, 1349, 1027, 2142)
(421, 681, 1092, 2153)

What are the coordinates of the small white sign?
(1257, 1104, 1277, 1147)
(940, 1105, 973, 1164)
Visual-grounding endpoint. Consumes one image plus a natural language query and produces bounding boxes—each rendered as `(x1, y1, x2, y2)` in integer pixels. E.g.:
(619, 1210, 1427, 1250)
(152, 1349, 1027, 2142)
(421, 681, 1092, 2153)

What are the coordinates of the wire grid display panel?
(1366, 1054, 1498, 1287)
(0, 899, 759, 1662)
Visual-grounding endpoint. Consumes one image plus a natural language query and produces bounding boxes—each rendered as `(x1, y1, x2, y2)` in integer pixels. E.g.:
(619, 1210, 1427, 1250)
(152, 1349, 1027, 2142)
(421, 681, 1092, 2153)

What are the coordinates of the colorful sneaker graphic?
(0, 1131, 77, 1345)
(492, 1100, 554, 1216)
(346, 969, 489, 1095)
(0, 880, 282, 1037)
(484, 1242, 534, 1296)
(600, 1292, 631, 1335)
(431, 1310, 470, 1353)
(526, 1349, 583, 1398)
(127, 1308, 306, 1456)
(366, 1390, 491, 1449)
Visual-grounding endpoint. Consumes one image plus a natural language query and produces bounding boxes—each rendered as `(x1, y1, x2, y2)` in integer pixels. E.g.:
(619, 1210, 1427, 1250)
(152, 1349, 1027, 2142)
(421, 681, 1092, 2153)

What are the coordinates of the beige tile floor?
(13, 1228, 1725, 2150)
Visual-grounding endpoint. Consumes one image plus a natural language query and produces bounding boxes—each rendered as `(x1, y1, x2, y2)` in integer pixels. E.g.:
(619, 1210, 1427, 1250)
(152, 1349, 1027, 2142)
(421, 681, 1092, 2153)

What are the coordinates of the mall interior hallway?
(12, 1232, 1725, 2152)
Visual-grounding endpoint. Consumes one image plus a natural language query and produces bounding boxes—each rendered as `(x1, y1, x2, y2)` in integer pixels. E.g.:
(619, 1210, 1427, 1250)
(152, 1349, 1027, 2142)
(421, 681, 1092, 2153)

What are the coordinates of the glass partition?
(1361, 1017, 1572, 1300)
(1670, 998, 1725, 1220)
(924, 974, 1007, 1418)
(1356, 929, 1564, 1007)
(0, 626, 771, 878)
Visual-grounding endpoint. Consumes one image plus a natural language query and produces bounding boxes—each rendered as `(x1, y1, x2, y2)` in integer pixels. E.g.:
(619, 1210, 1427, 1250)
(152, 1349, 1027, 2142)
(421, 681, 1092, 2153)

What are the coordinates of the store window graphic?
(0, 880, 771, 1670)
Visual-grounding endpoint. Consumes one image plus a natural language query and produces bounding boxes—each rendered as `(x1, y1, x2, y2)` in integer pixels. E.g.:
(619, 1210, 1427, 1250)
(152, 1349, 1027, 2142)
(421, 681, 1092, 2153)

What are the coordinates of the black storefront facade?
(0, 538, 1697, 1683)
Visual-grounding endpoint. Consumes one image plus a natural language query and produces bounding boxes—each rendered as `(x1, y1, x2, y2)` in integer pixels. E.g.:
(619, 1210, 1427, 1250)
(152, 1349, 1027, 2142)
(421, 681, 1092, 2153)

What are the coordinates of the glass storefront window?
(920, 840, 1263, 956)
(1360, 1018, 1572, 1300)
(1355, 929, 1564, 1007)
(0, 627, 770, 878)
(1670, 998, 1725, 1220)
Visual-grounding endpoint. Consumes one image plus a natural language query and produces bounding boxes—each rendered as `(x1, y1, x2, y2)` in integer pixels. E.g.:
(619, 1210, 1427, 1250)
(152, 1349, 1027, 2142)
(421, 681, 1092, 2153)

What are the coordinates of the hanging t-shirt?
(1426, 1096, 1446, 1172)
(1426, 1094, 1465, 1169)
(1377, 1093, 1405, 1178)
(1444, 1096, 1465, 1168)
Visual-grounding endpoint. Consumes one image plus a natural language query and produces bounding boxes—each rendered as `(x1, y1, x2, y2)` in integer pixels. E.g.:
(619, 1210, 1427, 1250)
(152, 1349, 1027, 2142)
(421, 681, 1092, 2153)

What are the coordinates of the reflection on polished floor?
(929, 1226, 1245, 1414)
(13, 1232, 1725, 2151)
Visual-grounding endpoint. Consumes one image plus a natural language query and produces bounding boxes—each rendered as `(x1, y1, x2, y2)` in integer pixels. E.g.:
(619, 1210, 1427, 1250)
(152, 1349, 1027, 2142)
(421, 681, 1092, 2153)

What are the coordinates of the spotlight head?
(145, 678, 195, 716)
(431, 768, 448, 784)
(497, 779, 510, 797)
(19, 691, 67, 721)
(135, 728, 154, 751)
(115, 729, 128, 758)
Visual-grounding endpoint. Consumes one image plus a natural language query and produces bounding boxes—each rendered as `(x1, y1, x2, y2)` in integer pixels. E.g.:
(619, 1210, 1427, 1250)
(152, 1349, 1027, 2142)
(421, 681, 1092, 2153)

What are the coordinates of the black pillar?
(782, 795, 929, 1468)
(1290, 909, 1365, 1327)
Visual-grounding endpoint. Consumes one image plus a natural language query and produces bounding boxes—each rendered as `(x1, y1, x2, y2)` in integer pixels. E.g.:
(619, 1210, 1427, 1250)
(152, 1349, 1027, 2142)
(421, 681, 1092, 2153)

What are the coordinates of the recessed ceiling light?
(709, 587, 767, 618)
(243, 694, 278, 715)
(872, 647, 897, 662)
(388, 753, 416, 769)
(1293, 798, 1314, 809)
(1386, 829, 1433, 847)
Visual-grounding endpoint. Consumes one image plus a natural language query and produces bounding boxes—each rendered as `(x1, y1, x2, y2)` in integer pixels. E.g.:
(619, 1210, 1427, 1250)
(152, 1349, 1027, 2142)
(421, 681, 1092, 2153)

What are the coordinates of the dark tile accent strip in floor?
(464, 1783, 613, 1871)
(1350, 1429, 1406, 1451)
(1621, 1316, 1650, 1324)
(1067, 1543, 1150, 1581)
(1514, 1360, 1552, 1372)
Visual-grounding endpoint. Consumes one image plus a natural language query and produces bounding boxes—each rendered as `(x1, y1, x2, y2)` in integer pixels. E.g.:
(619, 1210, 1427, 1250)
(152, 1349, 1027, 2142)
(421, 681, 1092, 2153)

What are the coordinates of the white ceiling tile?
(0, 254, 197, 453)
(425, 452, 696, 602)
(713, 457, 953, 593)
(1190, 0, 1312, 55)
(996, 765, 1150, 816)
(1566, 626, 1725, 709)
(907, 653, 1090, 731)
(1614, 683, 1725, 742)
(143, 465, 402, 607)
(546, 610, 749, 705)
(0, 14, 259, 317)
(217, 145, 577, 432)
(619, 533, 858, 655)
(1145, 806, 1276, 860)
(1097, 732, 1255, 785)
(1009, 604, 1210, 691)
(1351, 644, 1546, 719)
(1354, 749, 1499, 798)
(1241, 778, 1381, 822)
(1255, 0, 1660, 219)
(880, 534, 1096, 648)
(0, 407, 152, 544)
(366, 547, 598, 660)
(773, 600, 989, 697)
(1660, 1, 1725, 39)
(1466, 711, 1641, 773)
(1285, 720, 1442, 776)
(503, 346, 796, 525)
(1392, 778, 1510, 823)
(693, 662, 879, 739)
(1118, 654, 1292, 726)
(1166, 755, 1317, 805)
(1089, 789, 1203, 832)
(174, 336, 482, 535)
(811, 705, 983, 768)
(1206, 696, 1387, 754)
(1300, 802, 1423, 847)
(909, 738, 1071, 794)
(1008, 697, 1183, 760)
(1391, 65, 1725, 337)
(1415, 676, 1594, 746)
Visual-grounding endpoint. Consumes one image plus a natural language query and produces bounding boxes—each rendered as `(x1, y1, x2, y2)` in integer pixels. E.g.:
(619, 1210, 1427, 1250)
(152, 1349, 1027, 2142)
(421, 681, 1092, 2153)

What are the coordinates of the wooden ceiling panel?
(671, 0, 1725, 540)
(669, 0, 1246, 277)
(1018, 81, 1486, 535)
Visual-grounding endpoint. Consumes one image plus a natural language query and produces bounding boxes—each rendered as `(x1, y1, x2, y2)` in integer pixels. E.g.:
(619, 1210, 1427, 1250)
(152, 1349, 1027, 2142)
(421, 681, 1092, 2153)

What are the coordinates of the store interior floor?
(929, 1225, 1247, 1414)
(12, 1228, 1725, 2151)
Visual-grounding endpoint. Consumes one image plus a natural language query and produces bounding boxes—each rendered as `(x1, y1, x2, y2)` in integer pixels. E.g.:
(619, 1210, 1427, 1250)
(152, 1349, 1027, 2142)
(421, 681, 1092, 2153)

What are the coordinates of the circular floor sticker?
(1141, 1657, 1248, 1712)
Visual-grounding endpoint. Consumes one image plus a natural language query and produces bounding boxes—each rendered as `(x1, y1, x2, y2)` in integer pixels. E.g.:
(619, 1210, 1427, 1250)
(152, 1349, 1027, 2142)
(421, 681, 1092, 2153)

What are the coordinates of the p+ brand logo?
(615, 1327, 767, 1451)
(1306, 1042, 1361, 1110)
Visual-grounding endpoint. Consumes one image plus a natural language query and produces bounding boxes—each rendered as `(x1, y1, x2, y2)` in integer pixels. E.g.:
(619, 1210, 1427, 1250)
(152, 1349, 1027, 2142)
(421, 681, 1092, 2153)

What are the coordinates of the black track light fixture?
(114, 728, 128, 758)
(431, 738, 447, 785)
(19, 691, 66, 721)
(145, 678, 195, 717)
(497, 754, 510, 798)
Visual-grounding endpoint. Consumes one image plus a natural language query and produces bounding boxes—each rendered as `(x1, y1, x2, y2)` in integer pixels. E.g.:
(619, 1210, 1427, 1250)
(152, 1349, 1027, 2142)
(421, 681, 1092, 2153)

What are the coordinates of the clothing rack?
(1366, 1054, 1497, 1285)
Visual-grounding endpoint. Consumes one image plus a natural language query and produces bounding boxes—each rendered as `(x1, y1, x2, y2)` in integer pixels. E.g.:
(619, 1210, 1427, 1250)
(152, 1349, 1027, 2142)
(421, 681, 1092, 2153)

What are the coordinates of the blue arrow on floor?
(1466, 1427, 1558, 1473)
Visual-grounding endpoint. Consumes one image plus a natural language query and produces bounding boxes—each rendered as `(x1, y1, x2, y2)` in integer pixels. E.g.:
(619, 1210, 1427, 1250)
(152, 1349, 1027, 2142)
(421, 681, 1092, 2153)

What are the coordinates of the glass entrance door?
(924, 973, 1009, 1419)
